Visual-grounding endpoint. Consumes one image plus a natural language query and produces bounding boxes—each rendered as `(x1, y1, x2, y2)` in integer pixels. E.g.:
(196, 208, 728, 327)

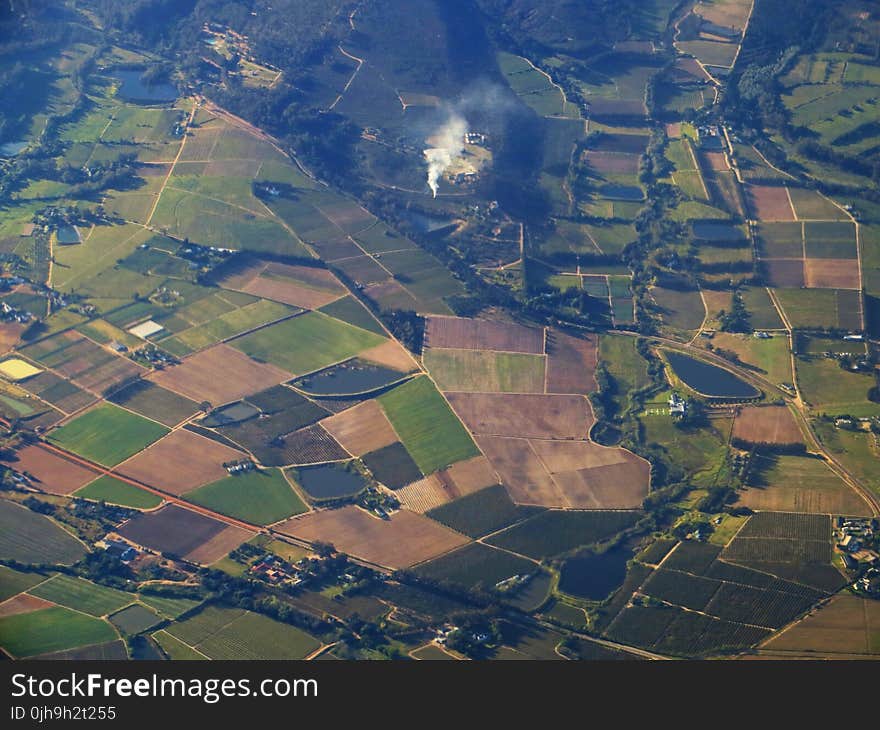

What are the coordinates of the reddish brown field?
(320, 400, 399, 455)
(747, 185, 795, 221)
(0, 322, 25, 355)
(217, 259, 345, 309)
(584, 151, 641, 174)
(804, 258, 860, 289)
(587, 99, 646, 118)
(75, 357, 146, 395)
(148, 344, 291, 405)
(447, 392, 593, 439)
(545, 330, 598, 394)
(0, 593, 54, 618)
(733, 406, 802, 446)
(763, 259, 805, 287)
(476, 436, 561, 506)
(424, 316, 545, 354)
(703, 151, 730, 171)
(184, 524, 254, 565)
(359, 340, 418, 372)
(118, 429, 244, 495)
(275, 505, 469, 569)
(665, 122, 682, 139)
(439, 455, 499, 496)
(760, 594, 880, 656)
(476, 436, 648, 509)
(2, 444, 100, 495)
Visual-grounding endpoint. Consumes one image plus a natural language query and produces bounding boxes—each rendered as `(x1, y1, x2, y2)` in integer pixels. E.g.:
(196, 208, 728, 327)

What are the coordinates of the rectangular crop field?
(0, 499, 86, 565)
(29, 575, 134, 617)
(379, 376, 479, 475)
(184, 468, 307, 525)
(48, 403, 169, 467)
(423, 349, 546, 393)
(0, 607, 117, 658)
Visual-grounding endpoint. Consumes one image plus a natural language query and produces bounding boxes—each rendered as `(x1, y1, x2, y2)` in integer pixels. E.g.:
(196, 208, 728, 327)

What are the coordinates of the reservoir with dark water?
(114, 69, 177, 104)
(558, 545, 633, 601)
(665, 351, 759, 398)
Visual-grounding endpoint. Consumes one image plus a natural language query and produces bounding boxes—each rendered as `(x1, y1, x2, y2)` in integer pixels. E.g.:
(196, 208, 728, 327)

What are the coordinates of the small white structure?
(127, 319, 165, 339)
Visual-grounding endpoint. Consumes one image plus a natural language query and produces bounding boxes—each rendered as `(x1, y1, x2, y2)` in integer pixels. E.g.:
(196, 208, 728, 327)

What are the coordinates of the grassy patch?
(48, 403, 169, 466)
(185, 468, 307, 525)
(0, 606, 117, 658)
(379, 376, 479, 475)
(230, 311, 385, 375)
(29, 574, 134, 617)
(75, 476, 163, 510)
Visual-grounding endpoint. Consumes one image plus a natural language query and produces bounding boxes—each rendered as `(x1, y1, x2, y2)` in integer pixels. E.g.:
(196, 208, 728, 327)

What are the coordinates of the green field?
(0, 606, 117, 658)
(378, 376, 479, 475)
(651, 287, 706, 331)
(415, 543, 537, 591)
(426, 484, 540, 538)
(138, 593, 203, 620)
(318, 296, 386, 336)
(75, 476, 163, 510)
(423, 349, 546, 393)
(29, 574, 135, 617)
(812, 421, 880, 498)
(152, 630, 207, 659)
(184, 468, 307, 525)
(796, 356, 878, 415)
(230, 311, 385, 375)
(0, 499, 86, 565)
(486, 510, 642, 559)
(0, 565, 46, 602)
(167, 605, 320, 659)
(709, 333, 792, 386)
(599, 334, 651, 418)
(48, 403, 169, 466)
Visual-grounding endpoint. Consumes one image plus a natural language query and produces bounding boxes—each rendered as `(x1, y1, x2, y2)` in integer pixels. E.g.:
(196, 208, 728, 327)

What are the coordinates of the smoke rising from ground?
(424, 112, 468, 197)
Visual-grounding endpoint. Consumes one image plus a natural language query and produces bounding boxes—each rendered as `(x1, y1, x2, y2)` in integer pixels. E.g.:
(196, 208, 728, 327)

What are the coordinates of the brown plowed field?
(0, 593, 54, 618)
(395, 475, 452, 513)
(2, 444, 100, 495)
(476, 436, 564, 506)
(476, 436, 649, 509)
(732, 406, 802, 445)
(761, 594, 880, 656)
(736, 482, 871, 516)
(703, 151, 730, 171)
(584, 151, 641, 174)
(0, 322, 25, 355)
(804, 259, 860, 289)
(184, 524, 254, 565)
(763, 259, 805, 287)
(747, 185, 795, 221)
(320, 400, 399, 455)
(359, 340, 418, 372)
(447, 392, 593, 439)
(217, 259, 345, 309)
(424, 316, 544, 354)
(118, 429, 244, 495)
(118, 504, 241, 558)
(147, 344, 292, 405)
(545, 330, 598, 394)
(275, 505, 469, 569)
(440, 455, 499, 496)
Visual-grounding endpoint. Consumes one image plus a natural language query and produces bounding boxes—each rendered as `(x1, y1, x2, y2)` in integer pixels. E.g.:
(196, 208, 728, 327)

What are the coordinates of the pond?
(292, 463, 367, 501)
(558, 545, 633, 601)
(692, 221, 746, 242)
(201, 401, 260, 427)
(292, 358, 404, 396)
(600, 184, 644, 201)
(114, 69, 177, 104)
(0, 140, 27, 157)
(665, 351, 759, 398)
(56, 225, 81, 244)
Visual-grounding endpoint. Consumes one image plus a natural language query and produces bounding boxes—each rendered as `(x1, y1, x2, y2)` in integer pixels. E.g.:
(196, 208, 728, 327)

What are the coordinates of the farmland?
(0, 499, 86, 565)
(0, 607, 118, 658)
(48, 404, 169, 467)
(378, 376, 479, 475)
(185, 468, 308, 525)
(75, 476, 163, 509)
(415, 543, 537, 591)
(165, 605, 320, 660)
(28, 574, 134, 617)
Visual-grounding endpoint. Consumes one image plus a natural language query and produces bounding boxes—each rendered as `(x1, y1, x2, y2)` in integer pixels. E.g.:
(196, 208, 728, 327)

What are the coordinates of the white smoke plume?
(424, 112, 468, 197)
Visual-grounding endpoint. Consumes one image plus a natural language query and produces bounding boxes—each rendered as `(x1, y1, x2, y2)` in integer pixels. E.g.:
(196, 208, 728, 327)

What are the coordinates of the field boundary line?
(145, 103, 198, 226)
